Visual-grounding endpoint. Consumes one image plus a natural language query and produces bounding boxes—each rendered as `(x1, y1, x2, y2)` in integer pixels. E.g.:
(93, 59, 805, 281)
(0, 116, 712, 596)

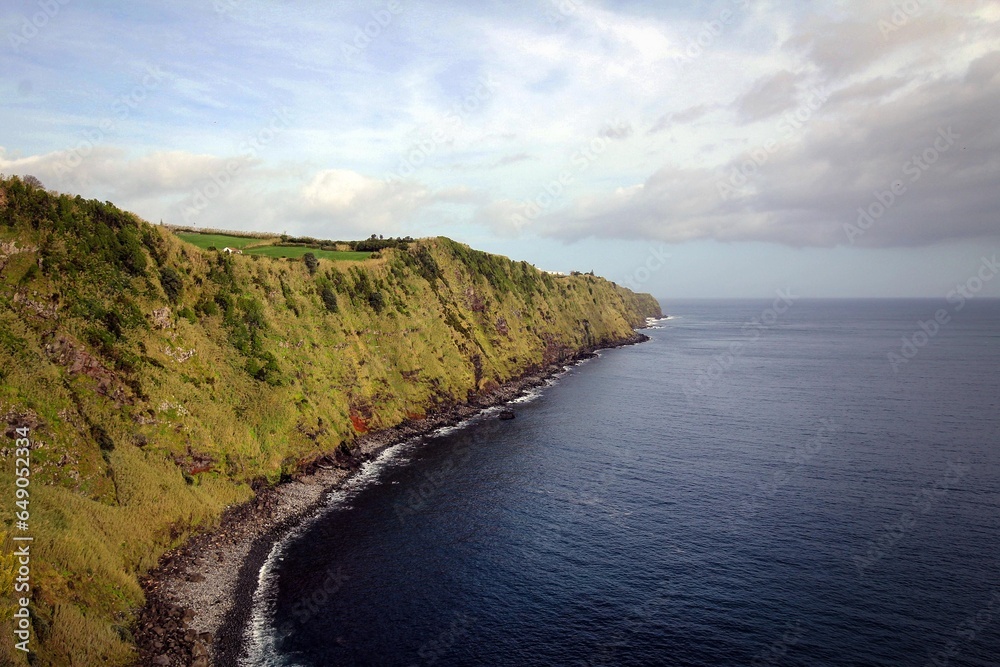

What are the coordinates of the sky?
(2, 0, 999, 299)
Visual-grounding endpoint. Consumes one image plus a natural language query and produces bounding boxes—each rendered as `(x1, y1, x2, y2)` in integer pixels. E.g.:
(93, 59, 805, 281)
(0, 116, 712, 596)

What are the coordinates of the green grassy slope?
(0, 176, 661, 665)
(174, 231, 372, 261)
(174, 232, 270, 251)
(242, 245, 371, 261)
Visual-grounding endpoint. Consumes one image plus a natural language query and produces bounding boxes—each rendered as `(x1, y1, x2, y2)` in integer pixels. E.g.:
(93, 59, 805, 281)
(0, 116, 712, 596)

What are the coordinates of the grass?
(243, 246, 371, 261)
(174, 232, 370, 261)
(175, 233, 273, 251)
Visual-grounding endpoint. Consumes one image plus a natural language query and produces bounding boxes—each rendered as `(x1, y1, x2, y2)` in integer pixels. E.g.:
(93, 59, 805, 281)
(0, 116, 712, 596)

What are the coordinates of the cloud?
(296, 169, 436, 236)
(530, 52, 1000, 248)
(786, 2, 997, 82)
(0, 146, 244, 200)
(493, 153, 533, 167)
(736, 71, 805, 122)
(648, 105, 712, 135)
(599, 121, 634, 141)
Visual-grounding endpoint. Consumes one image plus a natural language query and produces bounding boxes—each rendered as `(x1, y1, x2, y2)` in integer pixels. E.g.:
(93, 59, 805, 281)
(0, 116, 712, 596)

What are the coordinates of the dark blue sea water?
(249, 300, 1000, 667)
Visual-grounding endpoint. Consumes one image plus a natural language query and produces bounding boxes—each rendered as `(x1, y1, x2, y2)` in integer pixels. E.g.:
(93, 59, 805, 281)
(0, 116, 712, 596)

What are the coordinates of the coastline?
(131, 332, 650, 667)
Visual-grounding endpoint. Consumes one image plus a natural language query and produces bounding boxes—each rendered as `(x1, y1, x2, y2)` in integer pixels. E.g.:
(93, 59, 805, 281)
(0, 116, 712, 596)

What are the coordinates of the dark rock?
(498, 409, 515, 420)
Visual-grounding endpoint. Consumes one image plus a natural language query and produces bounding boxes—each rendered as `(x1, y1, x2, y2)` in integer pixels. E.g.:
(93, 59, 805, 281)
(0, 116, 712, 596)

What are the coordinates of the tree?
(303, 252, 319, 275)
(22, 175, 44, 189)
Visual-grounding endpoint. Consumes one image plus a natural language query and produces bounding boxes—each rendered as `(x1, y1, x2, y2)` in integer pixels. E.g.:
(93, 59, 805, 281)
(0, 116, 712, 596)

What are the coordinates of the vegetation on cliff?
(0, 175, 661, 665)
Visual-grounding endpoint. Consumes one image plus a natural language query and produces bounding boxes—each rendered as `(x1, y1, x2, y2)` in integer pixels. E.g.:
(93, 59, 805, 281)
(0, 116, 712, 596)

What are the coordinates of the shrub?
(321, 285, 338, 313)
(177, 306, 196, 324)
(368, 291, 385, 314)
(159, 267, 183, 302)
(195, 298, 219, 317)
(303, 252, 319, 275)
(91, 425, 114, 451)
(246, 352, 281, 385)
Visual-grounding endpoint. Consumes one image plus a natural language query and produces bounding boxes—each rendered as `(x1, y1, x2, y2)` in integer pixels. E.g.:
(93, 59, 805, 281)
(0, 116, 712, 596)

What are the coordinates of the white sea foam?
(244, 369, 576, 664)
(246, 436, 420, 666)
(511, 387, 545, 404)
(644, 315, 676, 329)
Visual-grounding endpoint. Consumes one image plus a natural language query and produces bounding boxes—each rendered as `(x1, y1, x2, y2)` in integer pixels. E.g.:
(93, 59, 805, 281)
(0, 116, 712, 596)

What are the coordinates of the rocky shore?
(131, 332, 649, 667)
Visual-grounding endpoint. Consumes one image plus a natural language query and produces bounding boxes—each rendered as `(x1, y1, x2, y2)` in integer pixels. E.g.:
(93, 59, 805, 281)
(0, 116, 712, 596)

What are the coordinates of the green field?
(175, 232, 271, 250)
(243, 245, 372, 261)
(175, 232, 370, 261)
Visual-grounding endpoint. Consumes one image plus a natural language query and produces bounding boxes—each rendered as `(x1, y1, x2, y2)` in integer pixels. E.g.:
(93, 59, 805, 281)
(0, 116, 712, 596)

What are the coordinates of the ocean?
(247, 299, 1000, 666)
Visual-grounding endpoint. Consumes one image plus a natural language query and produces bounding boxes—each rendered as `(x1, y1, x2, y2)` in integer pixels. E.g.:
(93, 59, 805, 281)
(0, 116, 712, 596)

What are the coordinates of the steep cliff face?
(0, 176, 661, 665)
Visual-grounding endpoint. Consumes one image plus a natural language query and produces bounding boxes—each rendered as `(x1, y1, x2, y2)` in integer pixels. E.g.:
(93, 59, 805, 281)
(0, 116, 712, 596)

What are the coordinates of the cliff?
(0, 175, 661, 665)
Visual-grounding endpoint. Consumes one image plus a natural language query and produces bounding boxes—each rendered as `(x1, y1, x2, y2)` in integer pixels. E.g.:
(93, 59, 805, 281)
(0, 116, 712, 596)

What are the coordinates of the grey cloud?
(493, 152, 534, 167)
(600, 121, 634, 140)
(648, 113, 672, 135)
(785, 18, 886, 80)
(533, 52, 1000, 249)
(787, 6, 995, 82)
(823, 76, 908, 110)
(648, 105, 711, 134)
(736, 71, 805, 122)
